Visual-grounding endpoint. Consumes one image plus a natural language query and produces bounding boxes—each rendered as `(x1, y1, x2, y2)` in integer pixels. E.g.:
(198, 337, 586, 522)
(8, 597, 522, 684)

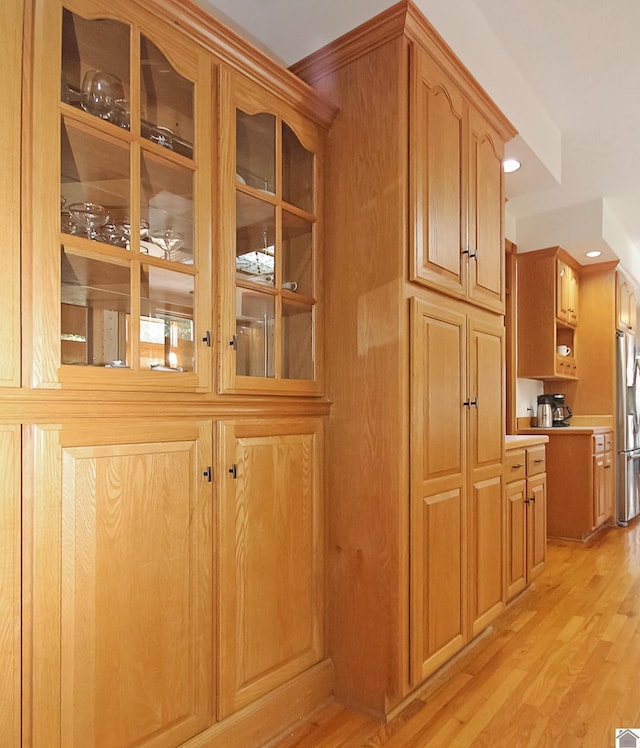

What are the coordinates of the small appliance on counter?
(536, 395, 553, 428)
(537, 393, 572, 427)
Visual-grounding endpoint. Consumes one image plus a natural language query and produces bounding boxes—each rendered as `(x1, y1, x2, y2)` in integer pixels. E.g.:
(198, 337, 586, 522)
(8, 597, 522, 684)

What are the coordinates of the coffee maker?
(537, 393, 572, 427)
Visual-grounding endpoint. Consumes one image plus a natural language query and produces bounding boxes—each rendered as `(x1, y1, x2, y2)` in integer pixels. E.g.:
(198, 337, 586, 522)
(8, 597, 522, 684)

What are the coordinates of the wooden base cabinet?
(218, 418, 324, 718)
(505, 441, 547, 601)
(594, 431, 614, 528)
(24, 421, 214, 747)
(526, 429, 612, 541)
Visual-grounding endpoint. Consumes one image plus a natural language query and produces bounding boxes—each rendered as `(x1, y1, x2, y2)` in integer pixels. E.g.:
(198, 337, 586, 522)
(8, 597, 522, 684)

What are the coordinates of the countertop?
(505, 434, 549, 450)
(517, 425, 612, 435)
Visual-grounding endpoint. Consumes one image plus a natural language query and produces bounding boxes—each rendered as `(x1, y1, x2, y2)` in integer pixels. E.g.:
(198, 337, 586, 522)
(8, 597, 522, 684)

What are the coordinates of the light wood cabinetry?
(28, 0, 214, 391)
(0, 426, 20, 745)
(517, 247, 580, 380)
(220, 74, 324, 395)
(24, 421, 214, 747)
(291, 1, 513, 719)
(593, 431, 614, 528)
(411, 296, 505, 674)
(217, 418, 324, 718)
(504, 441, 547, 601)
(557, 257, 579, 326)
(13, 1, 335, 746)
(411, 48, 505, 313)
(616, 270, 637, 334)
(1, 0, 21, 389)
(531, 428, 614, 541)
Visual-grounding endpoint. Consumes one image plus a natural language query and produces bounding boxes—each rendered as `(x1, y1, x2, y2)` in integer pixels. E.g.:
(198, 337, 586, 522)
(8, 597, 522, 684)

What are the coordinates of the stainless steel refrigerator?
(616, 330, 640, 525)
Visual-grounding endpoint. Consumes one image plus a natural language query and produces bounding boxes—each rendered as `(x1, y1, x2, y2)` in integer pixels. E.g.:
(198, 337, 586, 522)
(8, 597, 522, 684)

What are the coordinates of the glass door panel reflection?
(282, 122, 313, 212)
(236, 111, 275, 192)
(282, 301, 313, 380)
(141, 152, 194, 262)
(140, 35, 194, 158)
(141, 266, 195, 372)
(235, 289, 275, 378)
(61, 10, 130, 126)
(282, 210, 313, 297)
(61, 123, 130, 245)
(61, 249, 130, 367)
(236, 193, 275, 285)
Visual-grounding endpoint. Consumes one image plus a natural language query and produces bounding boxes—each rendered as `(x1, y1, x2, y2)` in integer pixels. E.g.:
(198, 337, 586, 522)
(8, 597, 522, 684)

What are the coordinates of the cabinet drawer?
(526, 445, 546, 476)
(505, 449, 526, 482)
(604, 431, 613, 453)
(593, 434, 605, 454)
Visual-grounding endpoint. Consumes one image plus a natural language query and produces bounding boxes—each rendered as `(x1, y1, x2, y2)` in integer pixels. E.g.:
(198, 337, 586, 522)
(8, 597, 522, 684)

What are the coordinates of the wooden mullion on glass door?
(129, 23, 141, 141)
(129, 138, 142, 370)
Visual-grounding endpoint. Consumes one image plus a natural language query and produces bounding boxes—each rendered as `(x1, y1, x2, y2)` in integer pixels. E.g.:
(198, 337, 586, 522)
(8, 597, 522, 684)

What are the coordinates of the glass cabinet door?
(228, 101, 320, 393)
(54, 5, 210, 387)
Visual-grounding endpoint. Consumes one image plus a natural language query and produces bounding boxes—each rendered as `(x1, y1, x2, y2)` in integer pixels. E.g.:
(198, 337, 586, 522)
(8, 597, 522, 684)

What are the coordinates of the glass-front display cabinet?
(220, 78, 323, 395)
(28, 0, 212, 389)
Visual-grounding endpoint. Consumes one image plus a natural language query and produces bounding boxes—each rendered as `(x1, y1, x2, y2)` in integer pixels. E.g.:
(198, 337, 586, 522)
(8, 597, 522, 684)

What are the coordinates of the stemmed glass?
(81, 70, 124, 120)
(68, 202, 109, 240)
(121, 217, 150, 247)
(149, 228, 184, 260)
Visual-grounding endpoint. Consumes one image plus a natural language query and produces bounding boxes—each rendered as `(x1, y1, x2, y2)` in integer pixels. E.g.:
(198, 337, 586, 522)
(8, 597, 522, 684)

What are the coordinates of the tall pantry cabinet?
(11, 0, 335, 746)
(1, 0, 23, 744)
(292, 0, 514, 717)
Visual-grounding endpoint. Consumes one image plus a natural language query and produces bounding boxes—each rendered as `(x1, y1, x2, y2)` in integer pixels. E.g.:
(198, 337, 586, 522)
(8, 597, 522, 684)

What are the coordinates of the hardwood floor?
(272, 521, 640, 746)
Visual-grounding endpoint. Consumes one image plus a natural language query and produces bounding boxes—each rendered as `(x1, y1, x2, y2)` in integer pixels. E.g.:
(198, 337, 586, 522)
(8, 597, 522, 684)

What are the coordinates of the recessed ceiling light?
(585, 250, 602, 258)
(503, 158, 521, 173)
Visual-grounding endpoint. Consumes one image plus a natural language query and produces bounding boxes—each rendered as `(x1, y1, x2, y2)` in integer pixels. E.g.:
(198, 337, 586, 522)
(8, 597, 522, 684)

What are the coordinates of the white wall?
(516, 378, 543, 422)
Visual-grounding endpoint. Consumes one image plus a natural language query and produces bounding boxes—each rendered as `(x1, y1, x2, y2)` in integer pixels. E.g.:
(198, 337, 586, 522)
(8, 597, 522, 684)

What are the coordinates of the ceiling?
(194, 0, 640, 285)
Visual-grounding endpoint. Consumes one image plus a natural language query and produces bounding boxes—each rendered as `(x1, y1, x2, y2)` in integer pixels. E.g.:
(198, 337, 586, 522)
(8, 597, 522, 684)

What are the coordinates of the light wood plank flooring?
(272, 521, 640, 747)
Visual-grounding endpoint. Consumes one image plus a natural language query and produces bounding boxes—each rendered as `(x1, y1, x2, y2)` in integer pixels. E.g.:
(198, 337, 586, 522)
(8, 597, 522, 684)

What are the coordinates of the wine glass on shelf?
(149, 228, 184, 260)
(68, 202, 109, 240)
(81, 70, 124, 121)
(121, 217, 150, 247)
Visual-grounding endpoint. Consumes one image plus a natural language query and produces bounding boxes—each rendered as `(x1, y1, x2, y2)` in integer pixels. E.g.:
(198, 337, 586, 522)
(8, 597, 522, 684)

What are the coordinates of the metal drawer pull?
(511, 463, 524, 469)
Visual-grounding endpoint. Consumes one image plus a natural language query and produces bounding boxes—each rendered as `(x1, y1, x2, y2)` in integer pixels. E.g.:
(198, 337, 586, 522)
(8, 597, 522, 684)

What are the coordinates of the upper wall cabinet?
(26, 0, 213, 390)
(219, 74, 325, 396)
(616, 270, 637, 334)
(411, 47, 506, 314)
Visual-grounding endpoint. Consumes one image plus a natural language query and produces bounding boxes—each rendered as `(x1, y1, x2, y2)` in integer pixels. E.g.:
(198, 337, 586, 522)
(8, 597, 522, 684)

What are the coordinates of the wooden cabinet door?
(411, 49, 466, 300)
(593, 452, 607, 529)
(569, 269, 579, 325)
(604, 435, 615, 521)
(218, 418, 324, 718)
(0, 0, 21, 388)
(0, 425, 20, 745)
(527, 473, 547, 580)
(467, 107, 504, 314)
(557, 260, 578, 326)
(25, 421, 214, 748)
(468, 310, 504, 632)
(410, 298, 467, 682)
(505, 478, 527, 601)
(556, 259, 571, 323)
